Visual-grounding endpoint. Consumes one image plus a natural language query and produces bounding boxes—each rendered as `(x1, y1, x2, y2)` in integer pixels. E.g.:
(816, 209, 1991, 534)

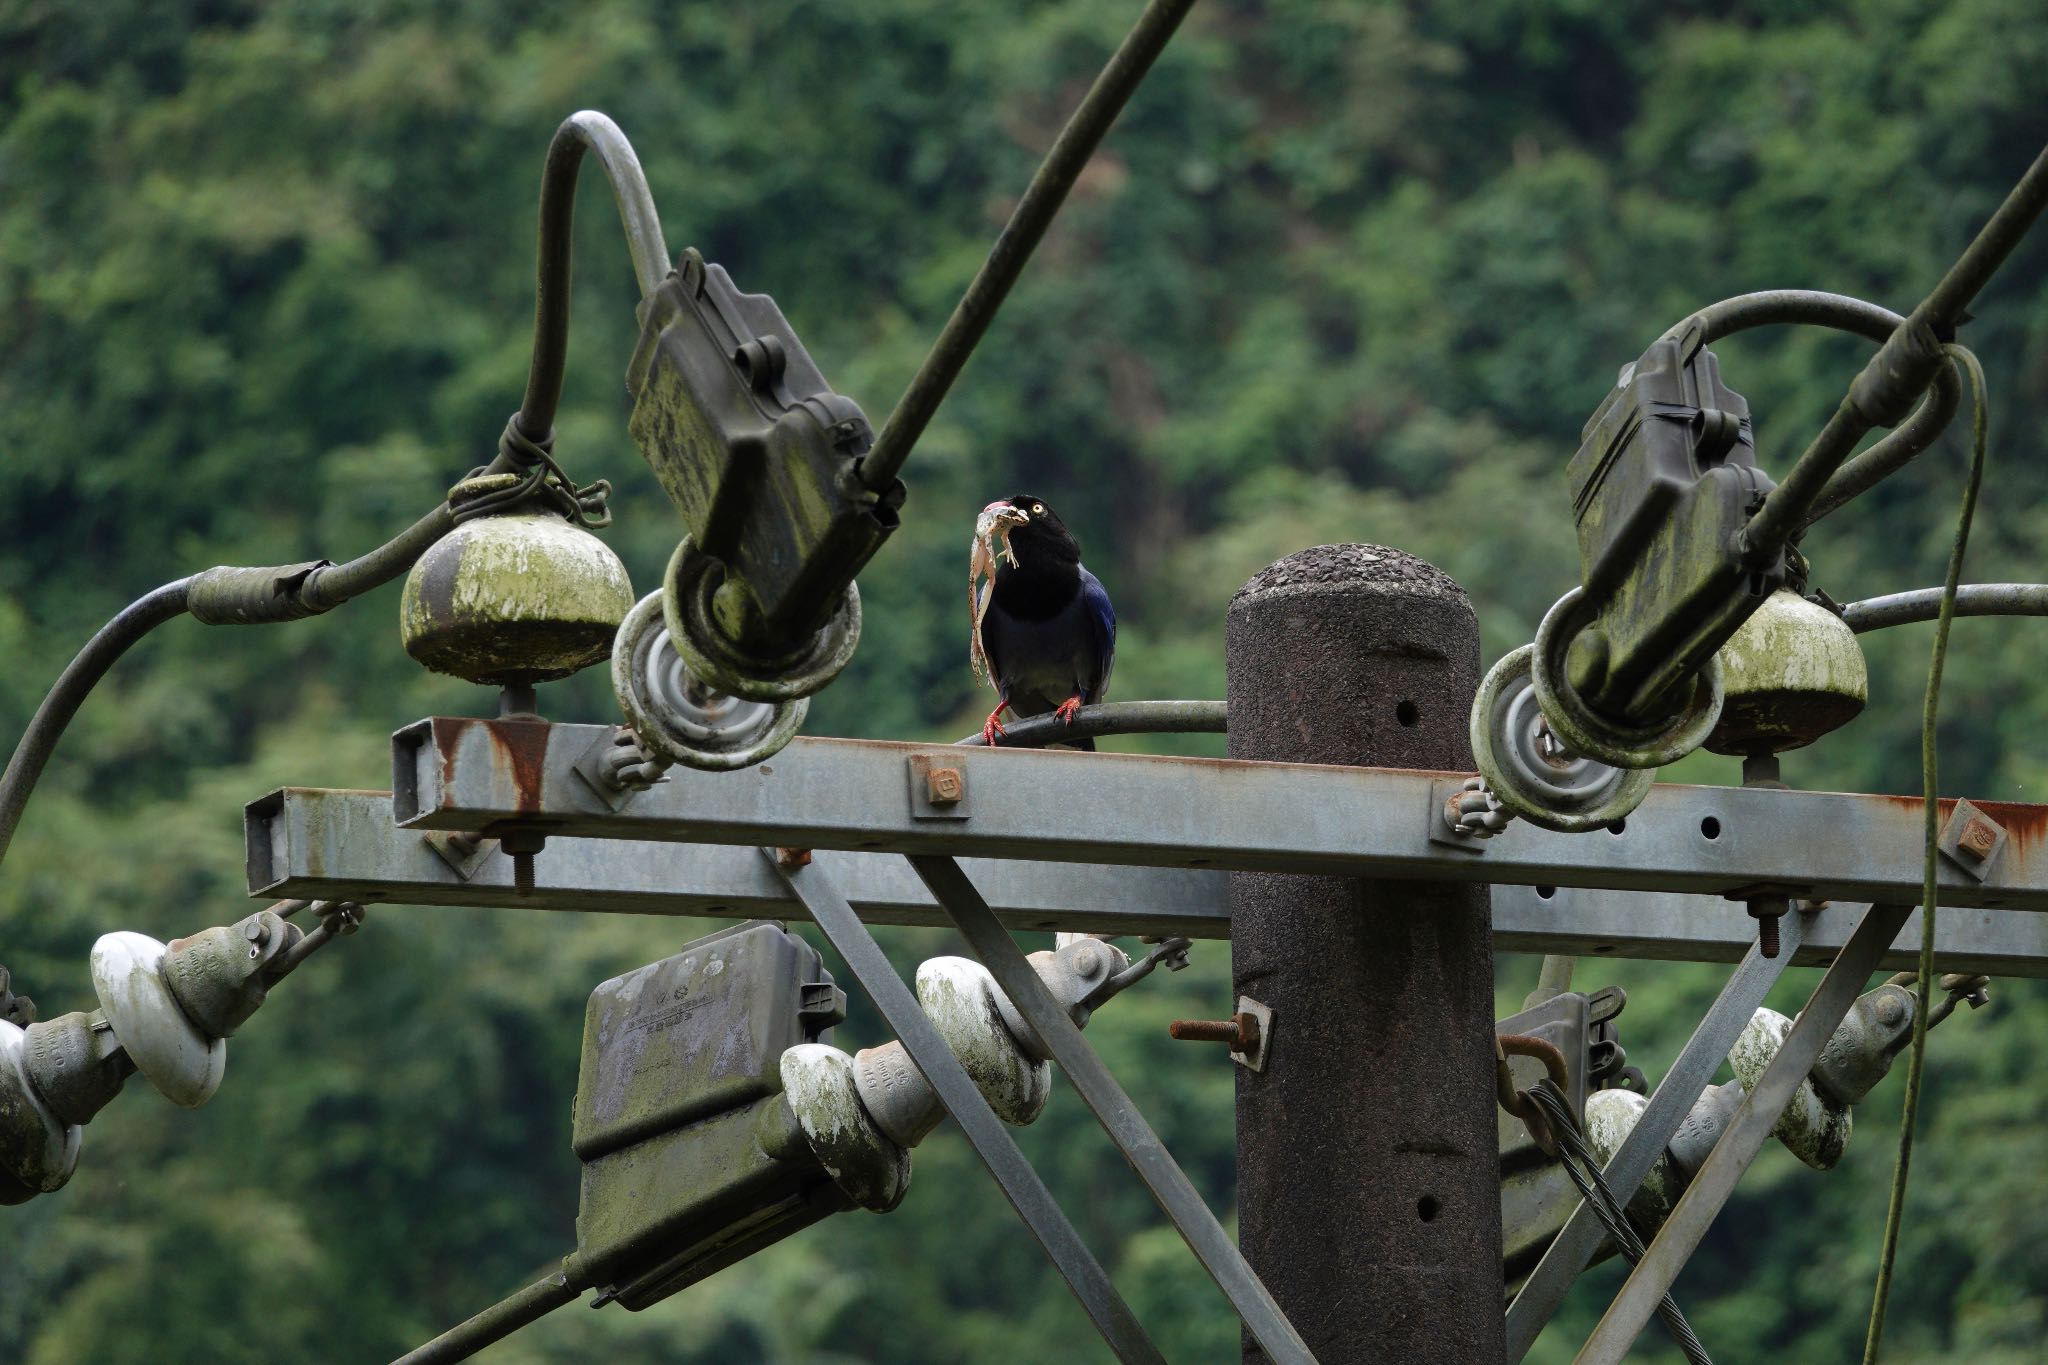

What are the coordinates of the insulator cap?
(400, 476, 633, 685)
(1706, 588, 1867, 755)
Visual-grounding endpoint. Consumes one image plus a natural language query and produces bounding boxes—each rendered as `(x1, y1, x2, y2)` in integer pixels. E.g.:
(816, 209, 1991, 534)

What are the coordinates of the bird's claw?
(1054, 696, 1083, 725)
(981, 704, 1010, 748)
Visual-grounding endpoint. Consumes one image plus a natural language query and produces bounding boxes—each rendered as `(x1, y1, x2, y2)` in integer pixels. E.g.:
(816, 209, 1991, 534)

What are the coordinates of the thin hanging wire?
(1863, 343, 1988, 1363)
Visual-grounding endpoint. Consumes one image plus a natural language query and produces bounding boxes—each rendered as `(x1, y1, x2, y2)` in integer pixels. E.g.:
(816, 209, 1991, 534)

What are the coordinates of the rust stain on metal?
(1869, 794, 2048, 855)
(488, 717, 552, 815)
(925, 766, 964, 805)
(1958, 816, 2001, 861)
(776, 847, 812, 868)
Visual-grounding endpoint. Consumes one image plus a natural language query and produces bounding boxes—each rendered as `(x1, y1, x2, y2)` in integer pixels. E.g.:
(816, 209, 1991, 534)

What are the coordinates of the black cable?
(955, 698, 1226, 748)
(858, 0, 1197, 492)
(515, 111, 669, 448)
(1, 504, 461, 877)
(0, 578, 192, 869)
(391, 1268, 581, 1365)
(1742, 143, 2048, 563)
(1526, 1083, 1713, 1365)
(1656, 289, 1962, 525)
(1841, 582, 2048, 633)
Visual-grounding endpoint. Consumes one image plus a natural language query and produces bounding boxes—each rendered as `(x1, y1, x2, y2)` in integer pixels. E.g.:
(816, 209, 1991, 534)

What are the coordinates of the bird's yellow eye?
(1032, 503, 1044, 514)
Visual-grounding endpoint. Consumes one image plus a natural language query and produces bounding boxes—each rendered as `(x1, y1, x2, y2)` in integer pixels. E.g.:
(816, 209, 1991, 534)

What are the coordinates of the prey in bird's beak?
(969, 501, 1032, 685)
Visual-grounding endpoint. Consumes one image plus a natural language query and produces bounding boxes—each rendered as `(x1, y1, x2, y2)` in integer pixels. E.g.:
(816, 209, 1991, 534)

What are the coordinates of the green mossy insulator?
(401, 475, 633, 685)
(1706, 588, 1867, 755)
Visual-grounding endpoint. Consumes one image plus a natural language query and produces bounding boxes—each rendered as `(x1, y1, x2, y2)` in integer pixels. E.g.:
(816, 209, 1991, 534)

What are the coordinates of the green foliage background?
(4, 1, 2047, 1360)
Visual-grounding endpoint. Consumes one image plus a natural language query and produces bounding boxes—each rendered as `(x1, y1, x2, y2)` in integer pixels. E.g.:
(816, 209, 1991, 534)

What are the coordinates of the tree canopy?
(3, 2, 2047, 1361)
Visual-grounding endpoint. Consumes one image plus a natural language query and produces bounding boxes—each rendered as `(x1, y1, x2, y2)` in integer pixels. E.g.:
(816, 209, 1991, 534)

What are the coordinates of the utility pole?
(1226, 544, 1503, 1362)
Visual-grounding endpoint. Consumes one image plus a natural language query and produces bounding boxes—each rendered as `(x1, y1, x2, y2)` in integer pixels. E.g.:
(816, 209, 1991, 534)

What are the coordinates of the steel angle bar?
(390, 719, 2048, 914)
(1503, 908, 1812, 1359)
(1574, 903, 1916, 1365)
(767, 851, 1164, 1365)
(908, 854, 1317, 1365)
(1495, 884, 2048, 980)
(252, 788, 2048, 975)
(248, 787, 1227, 938)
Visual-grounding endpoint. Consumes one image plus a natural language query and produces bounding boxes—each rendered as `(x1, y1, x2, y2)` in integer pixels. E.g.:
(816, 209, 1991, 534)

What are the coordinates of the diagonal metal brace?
(1504, 908, 1811, 1357)
(766, 849, 1165, 1365)
(907, 854, 1317, 1365)
(1574, 902, 1915, 1363)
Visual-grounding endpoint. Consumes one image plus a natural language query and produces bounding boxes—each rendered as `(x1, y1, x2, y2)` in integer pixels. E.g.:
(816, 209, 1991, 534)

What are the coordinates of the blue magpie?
(969, 494, 1117, 749)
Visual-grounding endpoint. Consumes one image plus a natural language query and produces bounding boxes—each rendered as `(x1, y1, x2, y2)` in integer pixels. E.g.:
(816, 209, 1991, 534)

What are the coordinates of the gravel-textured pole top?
(1229, 543, 1473, 613)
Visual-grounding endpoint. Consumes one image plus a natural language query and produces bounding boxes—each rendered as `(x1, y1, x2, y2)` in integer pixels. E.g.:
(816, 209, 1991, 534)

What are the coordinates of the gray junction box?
(570, 921, 848, 1310)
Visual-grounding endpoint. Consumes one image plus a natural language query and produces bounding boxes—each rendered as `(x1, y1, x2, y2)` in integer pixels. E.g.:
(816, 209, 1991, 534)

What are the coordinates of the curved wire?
(1661, 288, 1902, 346)
(1842, 581, 2048, 634)
(0, 579, 193, 868)
(514, 111, 670, 448)
(301, 503, 457, 610)
(1864, 344, 1987, 1363)
(1656, 290, 1961, 525)
(0, 502, 461, 876)
(955, 698, 1226, 748)
(1744, 145, 2048, 563)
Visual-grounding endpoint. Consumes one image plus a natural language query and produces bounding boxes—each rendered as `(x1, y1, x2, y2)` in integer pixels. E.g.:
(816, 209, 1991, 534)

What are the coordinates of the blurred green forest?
(4, 0, 2048, 1360)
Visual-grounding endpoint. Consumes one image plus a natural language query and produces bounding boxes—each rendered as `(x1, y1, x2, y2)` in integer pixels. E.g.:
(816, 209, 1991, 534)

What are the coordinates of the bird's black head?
(992, 493, 1081, 565)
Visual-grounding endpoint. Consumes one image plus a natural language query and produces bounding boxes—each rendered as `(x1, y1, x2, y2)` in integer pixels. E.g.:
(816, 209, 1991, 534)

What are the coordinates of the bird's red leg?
(1053, 695, 1084, 725)
(981, 700, 1011, 747)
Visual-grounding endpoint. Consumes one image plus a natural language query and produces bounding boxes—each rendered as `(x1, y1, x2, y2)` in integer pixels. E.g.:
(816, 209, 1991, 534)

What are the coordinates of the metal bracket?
(423, 830, 498, 882)
(571, 728, 660, 812)
(907, 754, 971, 821)
(1429, 777, 1494, 853)
(1230, 995, 1272, 1072)
(1938, 797, 2007, 880)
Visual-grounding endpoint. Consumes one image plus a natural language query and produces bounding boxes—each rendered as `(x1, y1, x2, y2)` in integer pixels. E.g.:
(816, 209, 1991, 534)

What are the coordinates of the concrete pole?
(1226, 544, 1502, 1363)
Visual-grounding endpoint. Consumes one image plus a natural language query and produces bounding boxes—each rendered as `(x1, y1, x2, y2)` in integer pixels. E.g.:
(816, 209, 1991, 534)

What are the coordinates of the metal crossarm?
(250, 788, 2048, 977)
(391, 721, 2048, 914)
(1504, 910, 1810, 1357)
(907, 854, 1318, 1365)
(767, 850, 1166, 1364)
(1574, 903, 1917, 1363)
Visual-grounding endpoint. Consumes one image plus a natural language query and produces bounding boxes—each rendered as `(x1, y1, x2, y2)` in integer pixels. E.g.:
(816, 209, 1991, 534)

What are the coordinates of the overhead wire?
(1862, 343, 1988, 1364)
(0, 505, 461, 877)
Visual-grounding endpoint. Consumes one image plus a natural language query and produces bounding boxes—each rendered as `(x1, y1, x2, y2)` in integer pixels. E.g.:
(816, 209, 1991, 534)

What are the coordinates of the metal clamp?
(661, 537, 862, 703)
(1937, 797, 2008, 880)
(1528, 588, 1726, 771)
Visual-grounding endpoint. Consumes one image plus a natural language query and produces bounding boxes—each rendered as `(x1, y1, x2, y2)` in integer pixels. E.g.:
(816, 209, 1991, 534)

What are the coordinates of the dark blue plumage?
(975, 494, 1116, 748)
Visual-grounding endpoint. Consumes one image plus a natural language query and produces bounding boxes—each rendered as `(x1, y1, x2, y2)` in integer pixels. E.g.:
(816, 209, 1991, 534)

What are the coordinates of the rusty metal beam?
(248, 788, 2048, 978)
(386, 717, 2048, 914)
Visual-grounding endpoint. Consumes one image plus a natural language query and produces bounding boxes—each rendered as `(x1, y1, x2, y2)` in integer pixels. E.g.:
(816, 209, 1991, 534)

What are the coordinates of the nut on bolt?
(925, 765, 965, 806)
(1957, 815, 2001, 862)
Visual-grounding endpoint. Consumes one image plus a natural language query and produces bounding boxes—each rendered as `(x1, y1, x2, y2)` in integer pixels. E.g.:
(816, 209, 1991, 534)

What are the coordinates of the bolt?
(1875, 991, 1904, 1026)
(1957, 816, 2000, 861)
(1170, 1012, 1260, 1051)
(497, 829, 546, 896)
(926, 766, 965, 805)
(1748, 897, 1788, 959)
(243, 919, 267, 943)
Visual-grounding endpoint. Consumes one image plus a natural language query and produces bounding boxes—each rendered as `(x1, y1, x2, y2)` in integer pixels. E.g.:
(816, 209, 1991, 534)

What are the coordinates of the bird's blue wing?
(1078, 566, 1116, 702)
